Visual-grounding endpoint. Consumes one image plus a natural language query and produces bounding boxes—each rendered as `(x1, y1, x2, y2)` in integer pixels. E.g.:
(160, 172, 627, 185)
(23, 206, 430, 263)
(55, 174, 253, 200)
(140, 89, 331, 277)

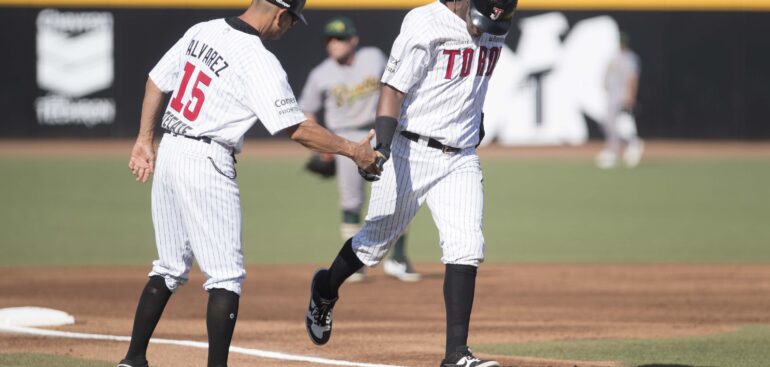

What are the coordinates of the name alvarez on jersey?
(185, 39, 230, 77)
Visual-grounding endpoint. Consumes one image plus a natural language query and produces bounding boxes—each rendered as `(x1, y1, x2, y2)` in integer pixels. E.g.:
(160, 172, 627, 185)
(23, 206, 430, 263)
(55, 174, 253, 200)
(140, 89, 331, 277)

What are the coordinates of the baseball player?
(299, 16, 420, 283)
(118, 1, 380, 367)
(305, 1, 517, 366)
(596, 32, 643, 169)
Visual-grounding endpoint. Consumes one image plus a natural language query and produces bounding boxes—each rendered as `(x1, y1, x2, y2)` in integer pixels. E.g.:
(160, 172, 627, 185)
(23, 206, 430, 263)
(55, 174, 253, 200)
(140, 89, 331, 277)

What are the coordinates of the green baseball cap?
(324, 16, 357, 38)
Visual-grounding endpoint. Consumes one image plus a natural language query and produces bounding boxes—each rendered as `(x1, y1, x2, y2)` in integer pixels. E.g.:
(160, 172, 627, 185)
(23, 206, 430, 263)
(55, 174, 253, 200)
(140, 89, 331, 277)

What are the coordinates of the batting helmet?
(469, 0, 518, 36)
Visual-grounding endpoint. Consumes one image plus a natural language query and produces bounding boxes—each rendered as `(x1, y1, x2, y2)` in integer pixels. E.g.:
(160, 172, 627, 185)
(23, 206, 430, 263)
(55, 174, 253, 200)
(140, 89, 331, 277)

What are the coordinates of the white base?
(0, 307, 75, 327)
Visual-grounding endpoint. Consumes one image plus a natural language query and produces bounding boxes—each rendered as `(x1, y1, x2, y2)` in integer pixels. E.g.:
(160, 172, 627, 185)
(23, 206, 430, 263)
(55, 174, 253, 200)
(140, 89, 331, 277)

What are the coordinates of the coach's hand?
(353, 130, 383, 178)
(129, 136, 155, 183)
(358, 150, 388, 182)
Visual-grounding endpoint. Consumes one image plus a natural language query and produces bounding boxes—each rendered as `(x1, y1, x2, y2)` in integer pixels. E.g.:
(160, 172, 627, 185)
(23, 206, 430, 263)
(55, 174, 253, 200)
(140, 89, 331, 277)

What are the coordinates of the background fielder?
(120, 1, 380, 367)
(305, 1, 518, 366)
(597, 31, 644, 169)
(299, 16, 420, 283)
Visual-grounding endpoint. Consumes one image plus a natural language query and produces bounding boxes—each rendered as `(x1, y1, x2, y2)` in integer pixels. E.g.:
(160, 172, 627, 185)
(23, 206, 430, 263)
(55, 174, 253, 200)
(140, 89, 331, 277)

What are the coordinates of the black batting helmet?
(469, 0, 517, 36)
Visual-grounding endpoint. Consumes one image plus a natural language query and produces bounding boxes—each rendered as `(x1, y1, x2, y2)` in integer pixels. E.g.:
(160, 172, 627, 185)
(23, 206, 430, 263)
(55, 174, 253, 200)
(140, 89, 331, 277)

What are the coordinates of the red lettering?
(170, 62, 195, 113)
(476, 46, 488, 76)
(169, 62, 212, 122)
(486, 47, 501, 76)
(460, 48, 474, 77)
(183, 71, 211, 121)
(443, 49, 461, 79)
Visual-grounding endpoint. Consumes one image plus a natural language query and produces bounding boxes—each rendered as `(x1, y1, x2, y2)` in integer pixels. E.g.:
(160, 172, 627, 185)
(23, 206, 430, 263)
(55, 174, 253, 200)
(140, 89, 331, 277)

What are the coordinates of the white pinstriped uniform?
(147, 18, 306, 294)
(352, 1, 505, 267)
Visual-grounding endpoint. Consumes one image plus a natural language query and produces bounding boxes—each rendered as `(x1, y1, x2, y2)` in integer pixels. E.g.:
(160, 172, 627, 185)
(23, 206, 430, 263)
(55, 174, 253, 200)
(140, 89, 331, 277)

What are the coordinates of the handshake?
(351, 116, 398, 182)
(358, 146, 389, 182)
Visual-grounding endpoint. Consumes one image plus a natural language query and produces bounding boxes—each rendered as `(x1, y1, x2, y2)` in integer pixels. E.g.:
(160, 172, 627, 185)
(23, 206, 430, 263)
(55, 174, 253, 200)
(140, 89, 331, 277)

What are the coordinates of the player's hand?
(128, 136, 155, 183)
(352, 130, 381, 176)
(358, 151, 388, 182)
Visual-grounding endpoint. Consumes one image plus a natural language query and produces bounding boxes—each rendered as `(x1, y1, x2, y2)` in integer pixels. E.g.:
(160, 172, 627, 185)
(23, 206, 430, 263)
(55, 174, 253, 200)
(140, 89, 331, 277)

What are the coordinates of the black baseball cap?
(324, 16, 357, 38)
(266, 0, 307, 25)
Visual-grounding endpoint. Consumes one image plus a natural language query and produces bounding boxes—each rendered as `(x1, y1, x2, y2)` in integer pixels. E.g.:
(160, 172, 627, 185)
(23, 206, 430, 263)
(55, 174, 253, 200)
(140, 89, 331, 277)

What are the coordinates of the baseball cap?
(324, 16, 357, 38)
(266, 0, 307, 25)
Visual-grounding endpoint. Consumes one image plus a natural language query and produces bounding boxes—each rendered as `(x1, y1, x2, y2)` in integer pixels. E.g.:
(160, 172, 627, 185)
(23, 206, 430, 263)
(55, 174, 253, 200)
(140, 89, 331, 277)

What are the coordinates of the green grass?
(0, 354, 112, 367)
(477, 325, 770, 367)
(1, 157, 769, 266)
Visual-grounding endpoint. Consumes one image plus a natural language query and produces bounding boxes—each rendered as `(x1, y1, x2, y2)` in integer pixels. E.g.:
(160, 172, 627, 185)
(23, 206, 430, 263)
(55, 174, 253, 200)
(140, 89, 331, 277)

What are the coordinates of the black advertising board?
(1, 1, 769, 141)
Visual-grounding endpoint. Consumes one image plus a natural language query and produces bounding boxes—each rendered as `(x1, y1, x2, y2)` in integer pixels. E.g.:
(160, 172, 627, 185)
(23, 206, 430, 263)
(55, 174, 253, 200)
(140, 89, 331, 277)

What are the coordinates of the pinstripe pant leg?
(352, 136, 432, 266)
(149, 139, 194, 292)
(176, 153, 245, 295)
(425, 153, 485, 267)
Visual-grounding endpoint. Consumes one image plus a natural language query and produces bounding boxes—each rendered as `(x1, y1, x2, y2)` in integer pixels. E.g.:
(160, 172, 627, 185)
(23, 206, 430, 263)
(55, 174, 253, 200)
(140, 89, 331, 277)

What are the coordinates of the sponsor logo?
(490, 7, 504, 21)
(36, 9, 115, 127)
(161, 111, 192, 136)
(278, 106, 302, 116)
(274, 97, 297, 107)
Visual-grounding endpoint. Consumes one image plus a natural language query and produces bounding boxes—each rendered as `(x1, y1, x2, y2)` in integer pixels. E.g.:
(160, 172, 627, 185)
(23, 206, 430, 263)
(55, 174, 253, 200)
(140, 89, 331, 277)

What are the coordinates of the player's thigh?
(353, 144, 427, 265)
(177, 155, 245, 294)
(425, 154, 485, 266)
(150, 145, 195, 286)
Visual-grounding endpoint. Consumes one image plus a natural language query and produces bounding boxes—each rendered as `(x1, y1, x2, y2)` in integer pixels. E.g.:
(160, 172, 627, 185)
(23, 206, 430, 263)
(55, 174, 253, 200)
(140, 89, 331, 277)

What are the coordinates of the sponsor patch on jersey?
(274, 97, 301, 115)
(385, 56, 402, 74)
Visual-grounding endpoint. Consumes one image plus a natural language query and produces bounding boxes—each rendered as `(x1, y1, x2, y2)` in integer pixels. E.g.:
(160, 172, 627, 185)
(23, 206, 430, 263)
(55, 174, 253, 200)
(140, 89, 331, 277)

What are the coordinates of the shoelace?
(313, 301, 333, 327)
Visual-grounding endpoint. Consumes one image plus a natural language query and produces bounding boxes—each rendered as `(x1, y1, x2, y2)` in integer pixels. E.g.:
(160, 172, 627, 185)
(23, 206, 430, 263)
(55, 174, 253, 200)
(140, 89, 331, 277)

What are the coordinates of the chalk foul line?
(0, 324, 405, 367)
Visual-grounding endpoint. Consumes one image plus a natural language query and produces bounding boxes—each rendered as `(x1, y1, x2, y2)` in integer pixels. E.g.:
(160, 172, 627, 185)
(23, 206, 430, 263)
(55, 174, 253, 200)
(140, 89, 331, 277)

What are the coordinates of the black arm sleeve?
(374, 116, 398, 158)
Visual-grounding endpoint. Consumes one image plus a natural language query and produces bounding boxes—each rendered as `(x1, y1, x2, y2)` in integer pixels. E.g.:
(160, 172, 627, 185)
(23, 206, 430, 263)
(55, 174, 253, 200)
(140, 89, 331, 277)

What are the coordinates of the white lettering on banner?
(36, 9, 116, 127)
(483, 13, 620, 145)
(35, 96, 116, 128)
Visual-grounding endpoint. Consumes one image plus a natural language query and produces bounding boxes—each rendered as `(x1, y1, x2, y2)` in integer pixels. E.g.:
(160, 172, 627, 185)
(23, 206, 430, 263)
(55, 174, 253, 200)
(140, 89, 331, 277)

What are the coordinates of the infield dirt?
(2, 264, 770, 367)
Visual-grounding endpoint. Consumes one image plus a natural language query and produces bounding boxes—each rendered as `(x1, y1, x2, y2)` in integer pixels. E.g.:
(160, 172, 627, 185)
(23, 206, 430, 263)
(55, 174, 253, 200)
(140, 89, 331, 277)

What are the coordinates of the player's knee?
(148, 272, 187, 293)
(204, 276, 245, 296)
(441, 241, 485, 267)
(351, 234, 394, 267)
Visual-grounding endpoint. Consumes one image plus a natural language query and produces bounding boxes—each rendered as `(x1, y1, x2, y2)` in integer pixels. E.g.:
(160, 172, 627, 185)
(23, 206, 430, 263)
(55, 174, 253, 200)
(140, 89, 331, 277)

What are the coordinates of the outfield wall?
(1, 0, 769, 142)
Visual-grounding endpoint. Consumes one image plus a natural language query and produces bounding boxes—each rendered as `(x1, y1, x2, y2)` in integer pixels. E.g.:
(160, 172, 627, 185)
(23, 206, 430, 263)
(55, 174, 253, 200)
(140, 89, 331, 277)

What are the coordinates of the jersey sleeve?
(298, 67, 324, 114)
(148, 34, 188, 93)
(381, 16, 429, 93)
(243, 54, 306, 135)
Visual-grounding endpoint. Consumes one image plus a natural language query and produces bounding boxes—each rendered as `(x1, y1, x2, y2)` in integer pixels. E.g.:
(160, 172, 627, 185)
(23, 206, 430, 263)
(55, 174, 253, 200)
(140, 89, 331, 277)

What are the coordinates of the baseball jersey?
(149, 17, 306, 153)
(605, 49, 640, 105)
(298, 47, 386, 131)
(382, 1, 506, 149)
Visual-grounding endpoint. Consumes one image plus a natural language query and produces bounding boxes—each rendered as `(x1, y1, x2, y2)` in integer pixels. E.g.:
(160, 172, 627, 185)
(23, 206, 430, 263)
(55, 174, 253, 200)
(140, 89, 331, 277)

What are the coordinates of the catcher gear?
(469, 0, 517, 36)
(305, 153, 336, 178)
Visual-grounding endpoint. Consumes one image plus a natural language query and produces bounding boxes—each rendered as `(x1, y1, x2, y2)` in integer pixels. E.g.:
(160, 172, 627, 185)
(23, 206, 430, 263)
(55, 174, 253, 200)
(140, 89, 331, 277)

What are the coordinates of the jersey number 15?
(170, 62, 212, 122)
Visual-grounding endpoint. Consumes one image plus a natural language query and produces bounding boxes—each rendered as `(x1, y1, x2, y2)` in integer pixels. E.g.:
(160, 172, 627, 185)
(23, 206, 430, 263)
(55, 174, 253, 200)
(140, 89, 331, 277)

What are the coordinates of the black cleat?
(440, 346, 500, 367)
(305, 269, 338, 346)
(116, 358, 149, 367)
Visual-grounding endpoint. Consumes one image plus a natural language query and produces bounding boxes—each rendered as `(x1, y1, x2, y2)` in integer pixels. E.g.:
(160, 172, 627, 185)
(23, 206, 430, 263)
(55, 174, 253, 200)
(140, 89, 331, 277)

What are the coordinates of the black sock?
(125, 275, 172, 362)
(444, 264, 477, 357)
(206, 289, 240, 367)
(320, 238, 364, 299)
(342, 210, 360, 224)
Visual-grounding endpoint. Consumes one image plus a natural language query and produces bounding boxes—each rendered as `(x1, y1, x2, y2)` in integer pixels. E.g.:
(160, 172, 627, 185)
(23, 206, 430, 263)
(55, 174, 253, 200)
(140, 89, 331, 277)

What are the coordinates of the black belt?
(167, 131, 211, 144)
(400, 131, 461, 153)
